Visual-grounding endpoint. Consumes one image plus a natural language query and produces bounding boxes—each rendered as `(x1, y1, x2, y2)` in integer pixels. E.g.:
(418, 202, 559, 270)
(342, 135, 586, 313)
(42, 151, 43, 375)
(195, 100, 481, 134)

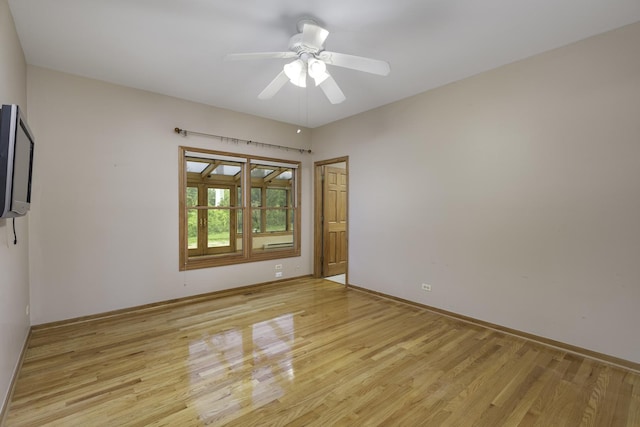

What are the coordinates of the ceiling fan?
(225, 19, 391, 104)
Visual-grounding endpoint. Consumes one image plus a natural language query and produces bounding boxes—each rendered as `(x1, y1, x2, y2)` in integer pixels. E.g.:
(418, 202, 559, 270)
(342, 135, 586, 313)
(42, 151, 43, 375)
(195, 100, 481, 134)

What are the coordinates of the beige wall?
(0, 0, 29, 412)
(312, 22, 640, 363)
(26, 67, 313, 325)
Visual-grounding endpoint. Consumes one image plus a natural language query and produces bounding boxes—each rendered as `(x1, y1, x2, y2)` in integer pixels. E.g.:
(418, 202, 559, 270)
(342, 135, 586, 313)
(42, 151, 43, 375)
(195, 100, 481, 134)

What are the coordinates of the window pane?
(251, 188, 262, 233)
(251, 167, 274, 178)
(186, 161, 208, 173)
(208, 188, 230, 207)
(252, 210, 261, 233)
(251, 188, 262, 207)
(186, 187, 198, 207)
(211, 164, 241, 177)
(266, 188, 287, 207)
(187, 209, 198, 249)
(266, 209, 287, 232)
(208, 209, 230, 248)
(265, 189, 288, 232)
(276, 170, 293, 180)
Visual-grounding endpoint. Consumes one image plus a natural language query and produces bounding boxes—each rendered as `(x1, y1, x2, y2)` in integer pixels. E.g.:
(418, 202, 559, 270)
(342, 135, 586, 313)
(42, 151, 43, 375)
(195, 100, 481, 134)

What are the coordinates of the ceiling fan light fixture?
(308, 58, 326, 77)
(284, 59, 307, 88)
(308, 58, 329, 85)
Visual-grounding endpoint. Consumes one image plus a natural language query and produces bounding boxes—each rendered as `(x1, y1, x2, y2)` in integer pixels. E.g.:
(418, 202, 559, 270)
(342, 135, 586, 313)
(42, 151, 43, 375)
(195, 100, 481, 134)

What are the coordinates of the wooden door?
(323, 166, 347, 276)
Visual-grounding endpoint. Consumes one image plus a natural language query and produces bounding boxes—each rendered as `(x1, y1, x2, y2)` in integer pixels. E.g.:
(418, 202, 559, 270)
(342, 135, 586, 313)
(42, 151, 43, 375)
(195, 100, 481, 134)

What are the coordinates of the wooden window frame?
(179, 146, 301, 271)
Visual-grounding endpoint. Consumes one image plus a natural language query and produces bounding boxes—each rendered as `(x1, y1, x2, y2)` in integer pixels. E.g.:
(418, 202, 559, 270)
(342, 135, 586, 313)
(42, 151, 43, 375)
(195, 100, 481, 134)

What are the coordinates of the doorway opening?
(314, 157, 348, 285)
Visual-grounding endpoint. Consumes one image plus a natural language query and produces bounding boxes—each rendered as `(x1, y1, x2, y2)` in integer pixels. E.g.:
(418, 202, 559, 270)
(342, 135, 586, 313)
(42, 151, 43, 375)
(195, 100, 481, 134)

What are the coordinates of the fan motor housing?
(288, 33, 321, 56)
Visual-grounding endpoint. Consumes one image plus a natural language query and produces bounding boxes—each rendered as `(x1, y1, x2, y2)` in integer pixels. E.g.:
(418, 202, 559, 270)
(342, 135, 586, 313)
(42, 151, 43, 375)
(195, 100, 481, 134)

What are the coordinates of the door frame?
(314, 156, 349, 283)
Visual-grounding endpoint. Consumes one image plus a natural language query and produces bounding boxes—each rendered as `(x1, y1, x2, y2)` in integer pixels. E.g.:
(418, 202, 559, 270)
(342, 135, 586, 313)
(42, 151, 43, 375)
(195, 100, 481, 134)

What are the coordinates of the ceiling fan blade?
(319, 74, 346, 104)
(258, 71, 290, 100)
(225, 52, 297, 61)
(318, 51, 391, 76)
(301, 22, 329, 49)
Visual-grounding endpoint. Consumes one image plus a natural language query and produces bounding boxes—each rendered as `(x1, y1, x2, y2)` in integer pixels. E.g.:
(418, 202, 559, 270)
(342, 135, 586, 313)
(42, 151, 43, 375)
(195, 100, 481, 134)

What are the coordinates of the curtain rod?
(174, 127, 312, 154)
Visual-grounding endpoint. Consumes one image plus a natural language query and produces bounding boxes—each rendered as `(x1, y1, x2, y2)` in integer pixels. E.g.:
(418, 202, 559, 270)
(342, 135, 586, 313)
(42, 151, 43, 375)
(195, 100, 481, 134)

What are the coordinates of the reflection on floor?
(324, 274, 345, 284)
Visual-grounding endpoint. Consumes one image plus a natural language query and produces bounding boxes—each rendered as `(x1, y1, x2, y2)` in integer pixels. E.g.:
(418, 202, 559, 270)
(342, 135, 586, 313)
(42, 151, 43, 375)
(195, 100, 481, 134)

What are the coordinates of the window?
(180, 147, 301, 270)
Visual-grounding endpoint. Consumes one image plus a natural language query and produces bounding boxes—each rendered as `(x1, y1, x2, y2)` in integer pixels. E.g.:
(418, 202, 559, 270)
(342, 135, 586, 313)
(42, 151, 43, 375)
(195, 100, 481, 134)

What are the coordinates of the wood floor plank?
(5, 278, 640, 426)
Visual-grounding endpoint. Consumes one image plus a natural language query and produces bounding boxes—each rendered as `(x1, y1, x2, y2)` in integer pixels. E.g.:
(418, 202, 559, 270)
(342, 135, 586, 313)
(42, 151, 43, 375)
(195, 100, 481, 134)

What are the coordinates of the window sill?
(181, 248, 300, 271)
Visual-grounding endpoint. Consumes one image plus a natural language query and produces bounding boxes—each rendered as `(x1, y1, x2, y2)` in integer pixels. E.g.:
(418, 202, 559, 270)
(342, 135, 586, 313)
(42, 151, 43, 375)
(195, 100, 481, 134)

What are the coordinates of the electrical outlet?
(275, 264, 283, 270)
(275, 272, 283, 278)
(26, 305, 29, 316)
(421, 283, 432, 292)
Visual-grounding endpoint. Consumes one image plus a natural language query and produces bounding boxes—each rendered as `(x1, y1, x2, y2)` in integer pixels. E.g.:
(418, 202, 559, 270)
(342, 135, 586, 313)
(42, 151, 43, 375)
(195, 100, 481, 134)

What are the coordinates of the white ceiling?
(9, 0, 640, 128)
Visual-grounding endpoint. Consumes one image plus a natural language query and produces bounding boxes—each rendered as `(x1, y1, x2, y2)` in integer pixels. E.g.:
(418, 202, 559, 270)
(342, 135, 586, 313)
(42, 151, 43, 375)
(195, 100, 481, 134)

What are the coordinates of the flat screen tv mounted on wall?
(0, 104, 35, 218)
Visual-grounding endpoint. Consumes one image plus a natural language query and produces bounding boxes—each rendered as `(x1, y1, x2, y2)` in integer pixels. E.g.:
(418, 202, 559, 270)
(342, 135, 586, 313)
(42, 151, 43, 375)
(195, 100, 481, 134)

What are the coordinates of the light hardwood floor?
(5, 278, 640, 426)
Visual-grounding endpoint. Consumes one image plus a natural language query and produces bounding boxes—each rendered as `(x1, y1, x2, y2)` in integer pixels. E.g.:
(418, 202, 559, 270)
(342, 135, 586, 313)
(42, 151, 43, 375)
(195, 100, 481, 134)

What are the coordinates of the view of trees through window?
(233, 186, 290, 234)
(186, 186, 235, 249)
(266, 188, 288, 232)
